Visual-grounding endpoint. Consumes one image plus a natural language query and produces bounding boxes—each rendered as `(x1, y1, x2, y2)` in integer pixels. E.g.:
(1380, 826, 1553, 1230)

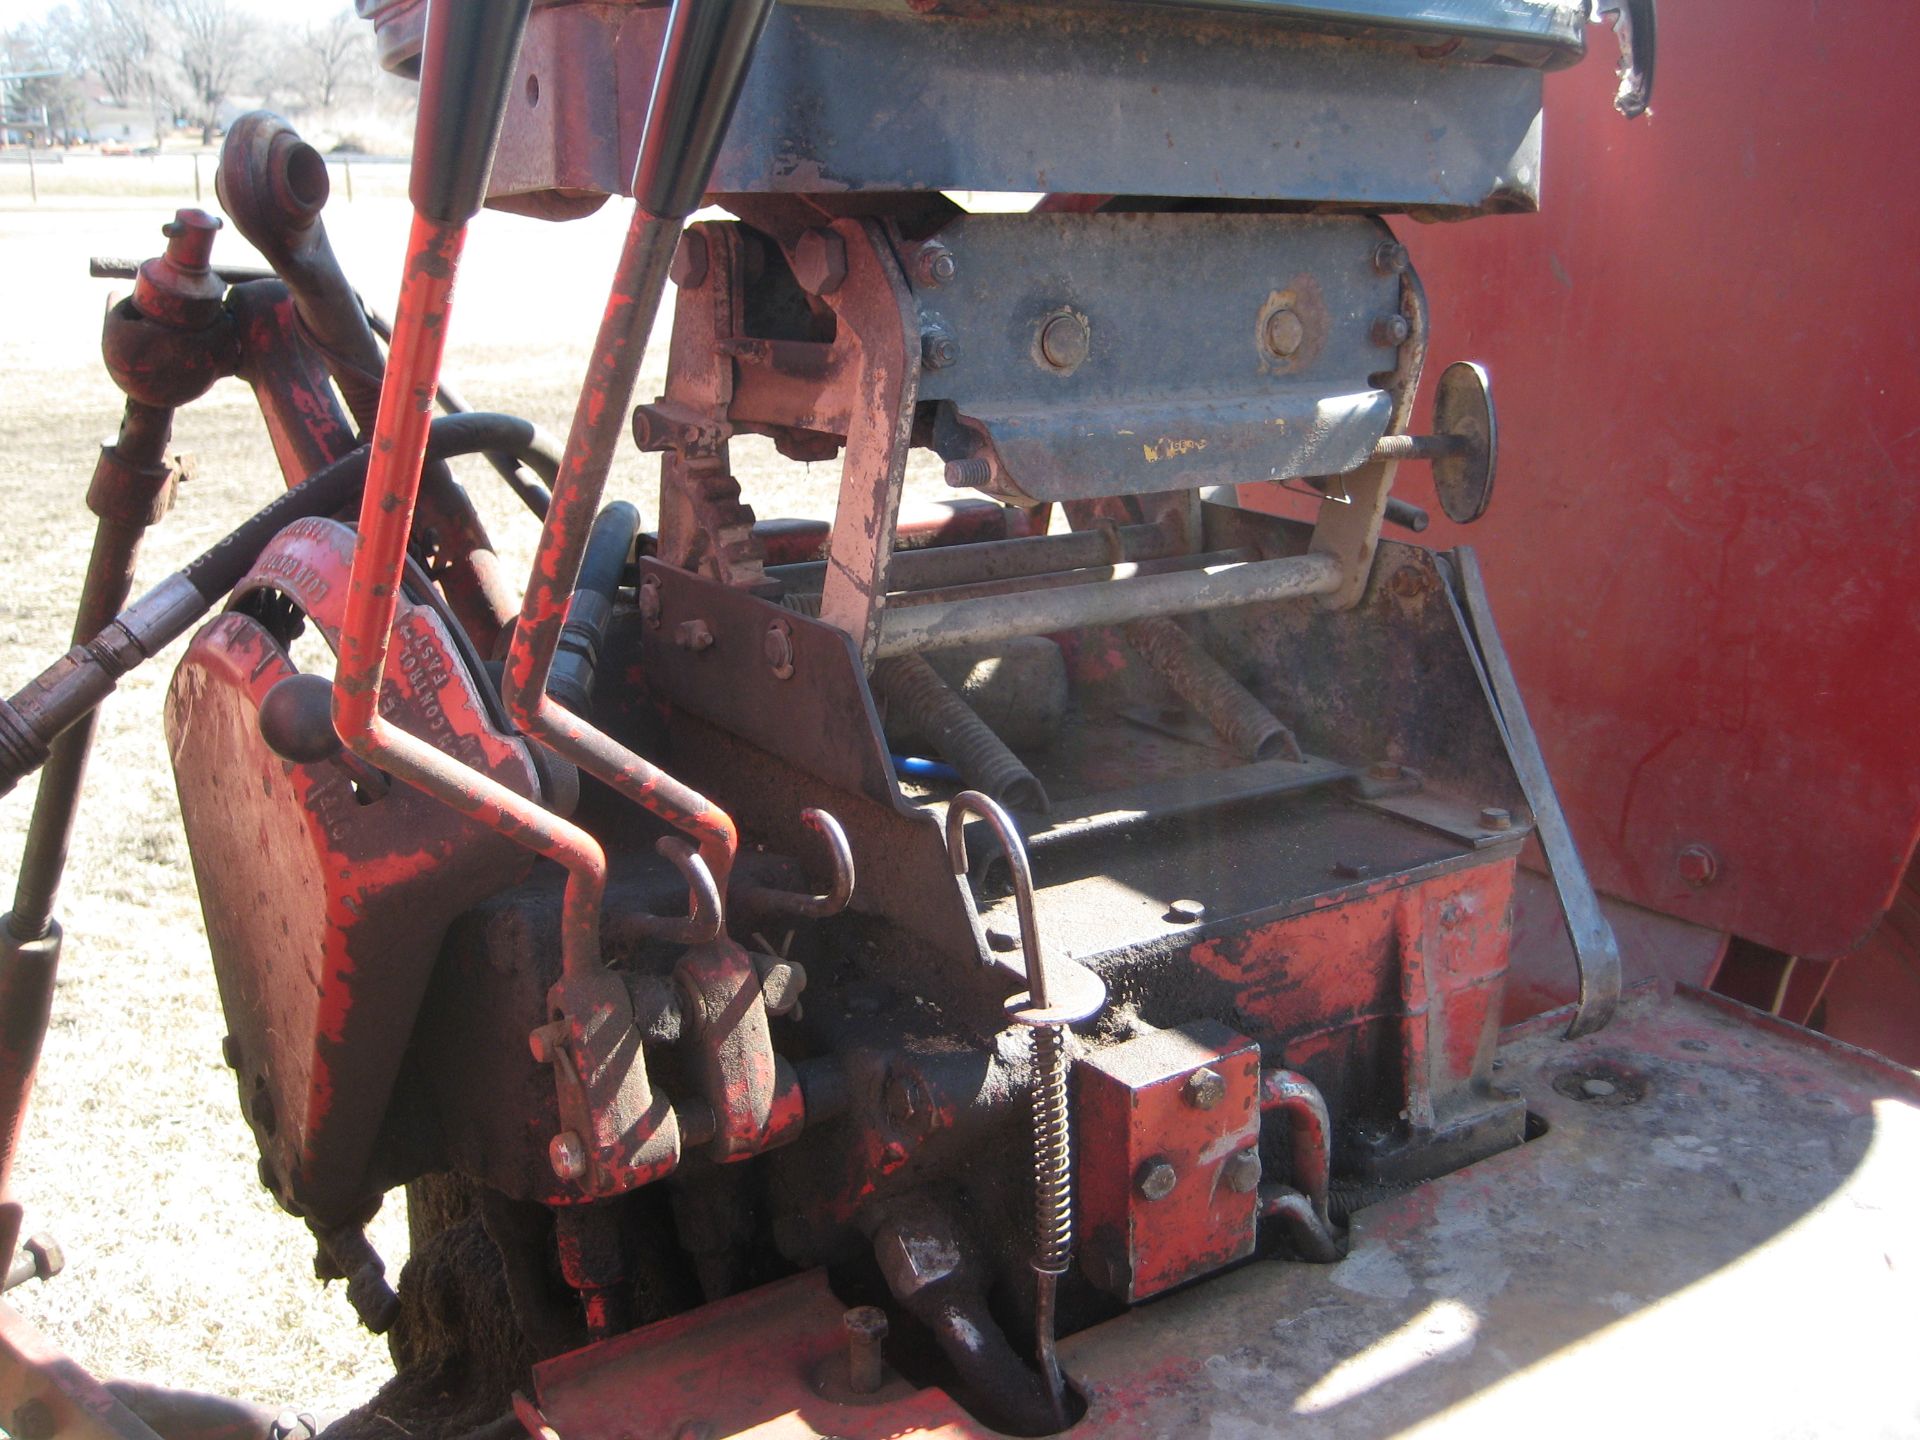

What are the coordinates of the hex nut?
(1136, 1159, 1178, 1202)
(1038, 311, 1090, 372)
(549, 1130, 588, 1181)
(921, 325, 960, 371)
(670, 231, 709, 289)
(915, 242, 957, 287)
(1165, 898, 1207, 925)
(1264, 307, 1306, 359)
(1678, 843, 1719, 888)
(1372, 314, 1412, 346)
(792, 229, 847, 297)
(877, 1225, 964, 1296)
(1183, 1067, 1226, 1111)
(1224, 1149, 1263, 1195)
(1479, 806, 1513, 831)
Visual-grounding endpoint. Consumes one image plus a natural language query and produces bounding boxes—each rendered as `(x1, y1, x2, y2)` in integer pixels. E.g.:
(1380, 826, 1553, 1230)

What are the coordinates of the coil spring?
(1029, 1022, 1073, 1275)
(876, 654, 1049, 813)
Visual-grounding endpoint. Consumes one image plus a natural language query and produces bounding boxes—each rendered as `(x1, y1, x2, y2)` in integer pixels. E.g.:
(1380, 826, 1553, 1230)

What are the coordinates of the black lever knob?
(410, 0, 535, 225)
(632, 0, 776, 219)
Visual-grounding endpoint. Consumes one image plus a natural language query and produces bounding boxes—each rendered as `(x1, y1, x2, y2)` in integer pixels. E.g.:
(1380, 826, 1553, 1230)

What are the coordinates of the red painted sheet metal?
(1389, 3, 1920, 958)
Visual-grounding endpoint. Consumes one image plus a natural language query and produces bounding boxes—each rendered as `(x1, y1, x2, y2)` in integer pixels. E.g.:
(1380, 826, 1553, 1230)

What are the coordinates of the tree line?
(3, 0, 388, 146)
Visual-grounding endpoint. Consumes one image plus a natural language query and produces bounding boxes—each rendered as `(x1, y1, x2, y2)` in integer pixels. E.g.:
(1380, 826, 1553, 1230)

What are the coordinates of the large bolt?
(914, 241, 956, 287)
(549, 1131, 588, 1181)
(670, 231, 709, 289)
(1678, 844, 1719, 887)
(1136, 1160, 1178, 1202)
(792, 229, 847, 298)
(944, 457, 995, 489)
(1224, 1149, 1262, 1195)
(1184, 1067, 1225, 1110)
(843, 1305, 889, 1394)
(1264, 307, 1305, 359)
(921, 324, 960, 371)
(1038, 311, 1090, 372)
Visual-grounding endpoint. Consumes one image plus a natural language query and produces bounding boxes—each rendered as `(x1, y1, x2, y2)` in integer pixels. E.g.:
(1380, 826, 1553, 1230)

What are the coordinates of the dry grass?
(0, 181, 942, 1414)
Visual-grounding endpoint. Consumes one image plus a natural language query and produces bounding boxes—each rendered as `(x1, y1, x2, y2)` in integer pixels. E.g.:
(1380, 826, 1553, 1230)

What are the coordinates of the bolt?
(843, 1305, 889, 1394)
(1224, 1149, 1262, 1195)
(914, 241, 957, 287)
(763, 619, 795, 679)
(527, 1020, 566, 1065)
(1263, 307, 1305, 359)
(638, 575, 662, 628)
(12, 1399, 57, 1440)
(549, 1130, 587, 1181)
(1580, 1077, 1617, 1100)
(1165, 897, 1207, 924)
(758, 960, 807, 1017)
(1136, 1160, 1178, 1202)
(670, 231, 709, 289)
(944, 457, 994, 489)
(921, 324, 959, 371)
(1479, 806, 1513, 831)
(985, 925, 1020, 953)
(1038, 311, 1090, 372)
(792, 228, 847, 297)
(1372, 240, 1410, 275)
(675, 619, 715, 652)
(1184, 1067, 1226, 1110)
(1332, 860, 1371, 880)
(1389, 566, 1431, 600)
(1367, 760, 1405, 781)
(1372, 313, 1412, 346)
(1678, 843, 1718, 888)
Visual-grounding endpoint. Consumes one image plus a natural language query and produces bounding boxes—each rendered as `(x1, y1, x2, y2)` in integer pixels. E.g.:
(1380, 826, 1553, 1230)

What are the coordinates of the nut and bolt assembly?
(1184, 1067, 1226, 1110)
(843, 1305, 889, 1394)
(1136, 1160, 1178, 1201)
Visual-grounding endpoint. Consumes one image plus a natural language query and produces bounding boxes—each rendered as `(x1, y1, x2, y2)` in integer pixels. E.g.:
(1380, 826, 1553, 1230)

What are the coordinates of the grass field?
(0, 172, 938, 1416)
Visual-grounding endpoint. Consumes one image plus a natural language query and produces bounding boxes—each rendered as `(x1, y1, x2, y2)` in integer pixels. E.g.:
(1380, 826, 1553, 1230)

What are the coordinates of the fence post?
(26, 147, 35, 205)
(193, 151, 201, 203)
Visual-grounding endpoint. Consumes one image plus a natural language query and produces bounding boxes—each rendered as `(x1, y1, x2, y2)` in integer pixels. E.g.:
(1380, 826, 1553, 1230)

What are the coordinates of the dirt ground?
(0, 161, 942, 1416)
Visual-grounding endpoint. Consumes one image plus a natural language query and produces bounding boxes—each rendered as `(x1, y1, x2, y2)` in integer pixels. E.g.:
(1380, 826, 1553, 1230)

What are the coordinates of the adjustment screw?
(1372, 240, 1410, 275)
(1479, 806, 1513, 831)
(921, 324, 960, 371)
(763, 619, 795, 680)
(792, 228, 847, 297)
(1037, 311, 1090, 372)
(914, 241, 957, 287)
(549, 1131, 587, 1181)
(1372, 314, 1412, 346)
(1165, 898, 1207, 925)
(944, 457, 994, 489)
(1263, 307, 1305, 359)
(843, 1305, 889, 1395)
(1184, 1067, 1226, 1111)
(670, 231, 709, 289)
(1678, 843, 1719, 888)
(1136, 1160, 1178, 1202)
(1224, 1149, 1263, 1195)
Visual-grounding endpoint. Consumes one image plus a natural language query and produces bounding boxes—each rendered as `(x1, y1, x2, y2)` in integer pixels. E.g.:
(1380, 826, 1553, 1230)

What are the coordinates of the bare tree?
(159, 0, 248, 143)
(2, 25, 88, 142)
(46, 0, 162, 110)
(291, 9, 369, 113)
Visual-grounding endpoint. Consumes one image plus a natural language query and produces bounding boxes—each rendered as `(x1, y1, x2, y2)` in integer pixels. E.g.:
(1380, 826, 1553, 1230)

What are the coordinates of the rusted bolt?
(843, 1305, 889, 1394)
(1372, 240, 1410, 275)
(921, 324, 959, 371)
(1263, 307, 1305, 359)
(1479, 806, 1513, 831)
(638, 574, 662, 628)
(1165, 897, 1207, 924)
(985, 925, 1020, 952)
(1224, 1149, 1262, 1195)
(12, 1399, 57, 1440)
(675, 619, 716, 652)
(758, 960, 807, 1017)
(549, 1131, 588, 1181)
(914, 241, 957, 287)
(1184, 1067, 1226, 1110)
(944, 457, 994, 489)
(764, 619, 795, 680)
(792, 228, 847, 297)
(1137, 1160, 1178, 1201)
(1038, 311, 1090, 372)
(1367, 760, 1405, 781)
(1372, 314, 1412, 346)
(670, 231, 709, 289)
(1389, 566, 1431, 600)
(1678, 843, 1719, 888)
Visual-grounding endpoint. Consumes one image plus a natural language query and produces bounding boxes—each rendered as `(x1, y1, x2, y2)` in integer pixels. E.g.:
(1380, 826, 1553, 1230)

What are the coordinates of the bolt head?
(1372, 313, 1412, 346)
(1264, 307, 1305, 359)
(638, 575, 662, 628)
(1581, 1077, 1617, 1099)
(758, 960, 806, 1017)
(1165, 898, 1207, 925)
(675, 619, 715, 652)
(1224, 1149, 1262, 1195)
(763, 620, 795, 679)
(921, 326, 960, 370)
(792, 228, 847, 297)
(670, 231, 709, 289)
(1184, 1067, 1226, 1110)
(549, 1130, 588, 1181)
(1678, 843, 1719, 887)
(1479, 806, 1513, 831)
(843, 1304, 890, 1343)
(1136, 1159, 1178, 1202)
(915, 242, 957, 287)
(1038, 311, 1090, 372)
(985, 926, 1020, 953)
(1372, 240, 1410, 275)
(1332, 859, 1371, 880)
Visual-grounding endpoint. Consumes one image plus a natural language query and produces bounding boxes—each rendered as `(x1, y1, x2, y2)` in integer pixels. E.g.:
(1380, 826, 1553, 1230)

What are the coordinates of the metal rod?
(766, 517, 1179, 594)
(876, 551, 1343, 658)
(1124, 616, 1302, 763)
(891, 546, 1261, 612)
(1258, 1068, 1344, 1263)
(1371, 432, 1470, 463)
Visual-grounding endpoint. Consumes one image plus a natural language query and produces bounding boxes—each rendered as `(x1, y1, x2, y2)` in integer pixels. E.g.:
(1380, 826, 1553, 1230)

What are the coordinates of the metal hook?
(945, 790, 1047, 1010)
(734, 807, 855, 919)
(609, 837, 722, 947)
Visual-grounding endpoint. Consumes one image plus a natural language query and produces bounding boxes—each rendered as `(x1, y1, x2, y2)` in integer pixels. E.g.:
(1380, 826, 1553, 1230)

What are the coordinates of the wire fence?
(0, 149, 410, 205)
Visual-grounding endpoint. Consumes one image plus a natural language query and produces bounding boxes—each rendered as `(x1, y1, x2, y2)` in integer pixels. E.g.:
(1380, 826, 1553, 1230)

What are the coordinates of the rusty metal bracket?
(1441, 546, 1622, 1038)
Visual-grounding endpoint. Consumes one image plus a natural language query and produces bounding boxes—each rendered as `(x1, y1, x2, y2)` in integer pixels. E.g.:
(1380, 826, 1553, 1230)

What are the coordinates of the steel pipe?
(876, 551, 1343, 657)
(767, 517, 1181, 595)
